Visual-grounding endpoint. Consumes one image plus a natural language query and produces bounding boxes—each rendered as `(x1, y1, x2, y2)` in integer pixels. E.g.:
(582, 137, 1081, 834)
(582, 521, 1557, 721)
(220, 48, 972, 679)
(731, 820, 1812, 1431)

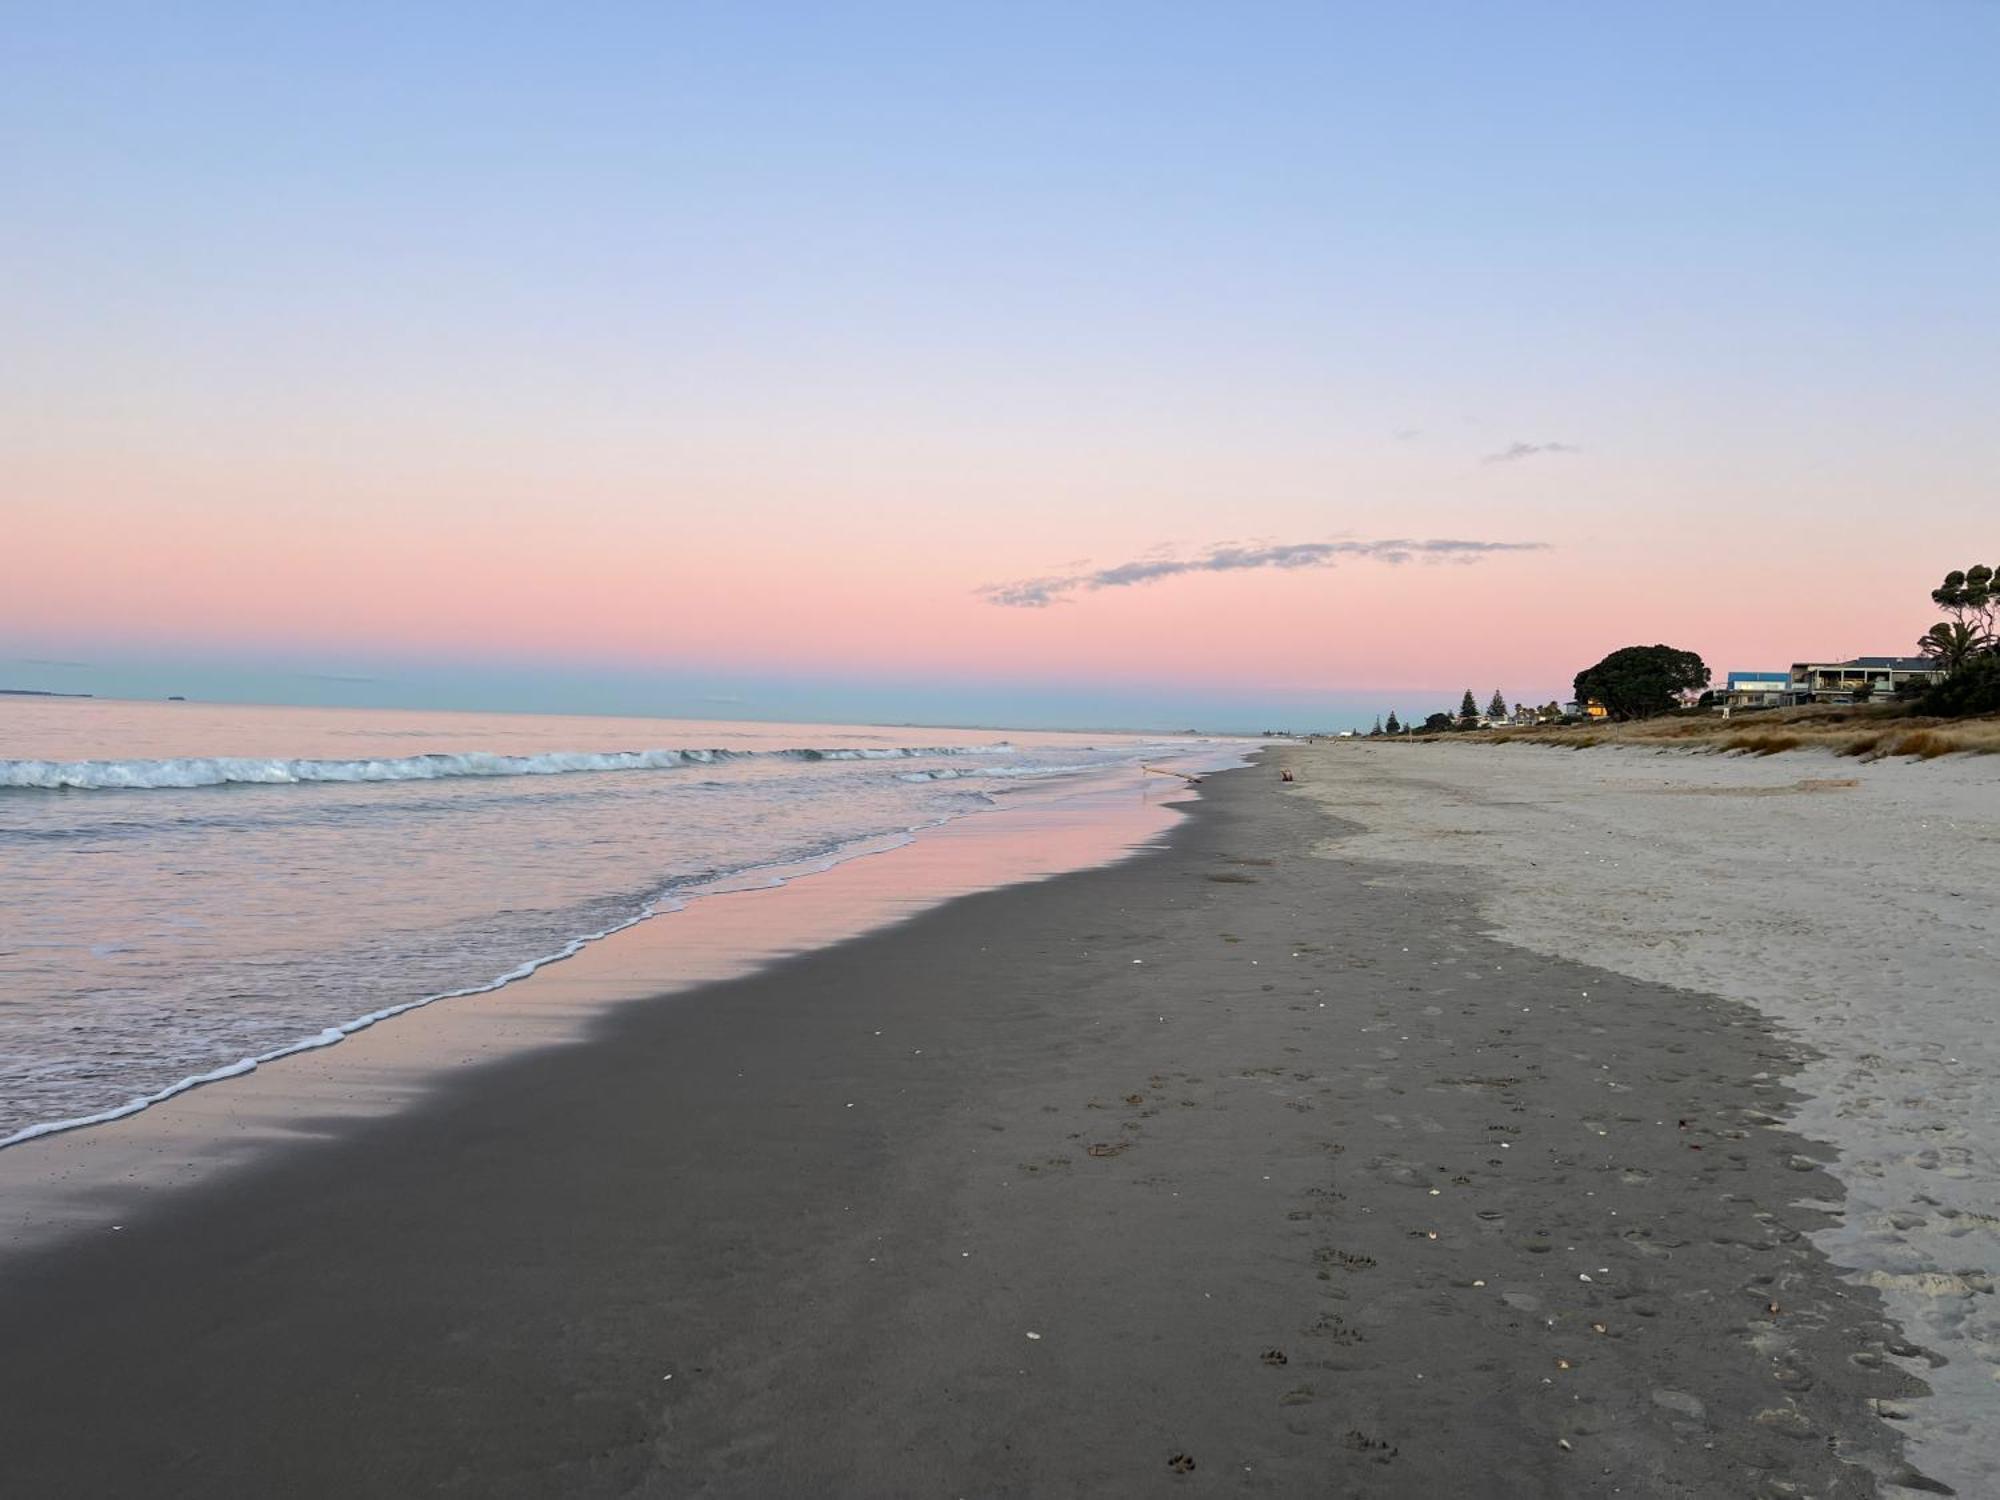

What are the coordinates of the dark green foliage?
(1917, 621, 1986, 674)
(1572, 645, 1710, 721)
(1422, 712, 1454, 733)
(1922, 653, 2000, 717)
(1457, 689, 1479, 727)
(1931, 565, 1996, 640)
(1486, 690, 1507, 720)
(1384, 709, 1401, 735)
(1919, 563, 2000, 716)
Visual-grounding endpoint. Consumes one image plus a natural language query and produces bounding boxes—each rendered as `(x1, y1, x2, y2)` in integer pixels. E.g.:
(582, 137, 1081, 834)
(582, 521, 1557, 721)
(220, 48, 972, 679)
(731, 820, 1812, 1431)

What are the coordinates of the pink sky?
(9, 415, 1962, 710)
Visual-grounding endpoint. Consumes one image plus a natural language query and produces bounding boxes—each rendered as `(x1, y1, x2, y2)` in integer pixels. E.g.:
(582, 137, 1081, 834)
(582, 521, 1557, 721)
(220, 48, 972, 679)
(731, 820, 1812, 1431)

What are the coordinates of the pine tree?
(1458, 689, 1479, 725)
(1487, 690, 1507, 720)
(1369, 716, 1383, 736)
(1384, 709, 1402, 735)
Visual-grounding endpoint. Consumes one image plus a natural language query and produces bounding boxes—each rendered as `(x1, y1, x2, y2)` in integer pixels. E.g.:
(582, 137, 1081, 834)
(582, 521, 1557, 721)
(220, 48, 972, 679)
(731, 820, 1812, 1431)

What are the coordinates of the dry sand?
(1298, 740, 1999, 1495)
(0, 755, 1945, 1496)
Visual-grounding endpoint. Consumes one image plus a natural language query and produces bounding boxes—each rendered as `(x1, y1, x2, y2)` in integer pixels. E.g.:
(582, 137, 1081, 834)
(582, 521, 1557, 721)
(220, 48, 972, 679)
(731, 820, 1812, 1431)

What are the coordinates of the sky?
(5, 1, 1995, 732)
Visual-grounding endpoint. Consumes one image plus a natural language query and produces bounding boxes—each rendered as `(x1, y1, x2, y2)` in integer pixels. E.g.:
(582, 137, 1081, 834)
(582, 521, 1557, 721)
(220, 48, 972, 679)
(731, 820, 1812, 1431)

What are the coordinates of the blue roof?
(1727, 671, 1789, 686)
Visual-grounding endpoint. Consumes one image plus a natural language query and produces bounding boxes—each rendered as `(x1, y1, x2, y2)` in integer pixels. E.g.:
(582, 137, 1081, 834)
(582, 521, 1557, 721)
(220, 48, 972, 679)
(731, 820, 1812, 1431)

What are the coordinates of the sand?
(0, 753, 1953, 1495)
(1296, 740, 1999, 1495)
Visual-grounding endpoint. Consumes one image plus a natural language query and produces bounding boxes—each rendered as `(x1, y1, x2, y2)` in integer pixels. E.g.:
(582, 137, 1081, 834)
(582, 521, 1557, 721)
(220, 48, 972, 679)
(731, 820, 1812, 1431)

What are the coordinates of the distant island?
(0, 688, 93, 698)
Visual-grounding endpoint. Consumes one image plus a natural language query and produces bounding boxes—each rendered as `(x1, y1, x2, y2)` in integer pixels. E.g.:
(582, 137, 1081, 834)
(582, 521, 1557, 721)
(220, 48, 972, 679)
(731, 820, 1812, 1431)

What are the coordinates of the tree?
(1384, 709, 1402, 735)
(1931, 565, 1998, 644)
(1486, 690, 1507, 720)
(1457, 689, 1479, 727)
(1572, 645, 1710, 721)
(1919, 565, 2000, 717)
(1422, 712, 1455, 733)
(1918, 621, 1987, 675)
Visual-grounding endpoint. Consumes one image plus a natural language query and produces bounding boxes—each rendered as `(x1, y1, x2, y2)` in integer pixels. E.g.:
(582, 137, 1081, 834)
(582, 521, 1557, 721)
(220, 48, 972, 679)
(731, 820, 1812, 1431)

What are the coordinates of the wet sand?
(0, 753, 1938, 1496)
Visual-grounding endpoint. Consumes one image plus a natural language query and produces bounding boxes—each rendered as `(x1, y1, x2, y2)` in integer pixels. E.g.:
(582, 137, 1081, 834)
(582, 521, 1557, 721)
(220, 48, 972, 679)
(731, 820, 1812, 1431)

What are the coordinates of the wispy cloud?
(1483, 440, 1580, 464)
(980, 537, 1549, 608)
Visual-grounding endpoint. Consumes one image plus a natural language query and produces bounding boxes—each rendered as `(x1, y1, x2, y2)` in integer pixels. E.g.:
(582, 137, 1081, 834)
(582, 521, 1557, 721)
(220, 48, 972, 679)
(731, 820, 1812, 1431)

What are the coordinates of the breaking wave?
(0, 743, 1013, 792)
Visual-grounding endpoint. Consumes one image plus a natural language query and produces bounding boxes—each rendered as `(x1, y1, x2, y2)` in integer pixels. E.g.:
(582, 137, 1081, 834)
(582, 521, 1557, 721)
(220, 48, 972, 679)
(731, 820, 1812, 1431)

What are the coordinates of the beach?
(0, 747, 1968, 1496)
(1296, 740, 2000, 1495)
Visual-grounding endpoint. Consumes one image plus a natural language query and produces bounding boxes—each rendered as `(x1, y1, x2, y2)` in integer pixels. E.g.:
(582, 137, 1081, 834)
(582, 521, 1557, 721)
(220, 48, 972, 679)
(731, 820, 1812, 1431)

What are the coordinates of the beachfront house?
(1716, 670, 1792, 711)
(1786, 656, 1941, 704)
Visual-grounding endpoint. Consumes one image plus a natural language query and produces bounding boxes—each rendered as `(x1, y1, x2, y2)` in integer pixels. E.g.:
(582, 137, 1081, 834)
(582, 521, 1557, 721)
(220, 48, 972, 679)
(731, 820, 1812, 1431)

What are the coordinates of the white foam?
(0, 743, 1015, 792)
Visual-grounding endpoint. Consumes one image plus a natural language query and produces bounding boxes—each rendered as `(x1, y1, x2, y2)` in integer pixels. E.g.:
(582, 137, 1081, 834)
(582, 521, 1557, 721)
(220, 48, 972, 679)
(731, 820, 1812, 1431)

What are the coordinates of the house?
(1716, 670, 1792, 711)
(1787, 657, 1941, 704)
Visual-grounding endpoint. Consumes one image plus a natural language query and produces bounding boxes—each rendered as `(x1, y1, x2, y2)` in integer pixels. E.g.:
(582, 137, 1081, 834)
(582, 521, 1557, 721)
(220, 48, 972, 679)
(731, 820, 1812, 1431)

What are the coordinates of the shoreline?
(0, 762, 1214, 1261)
(0, 750, 1941, 1496)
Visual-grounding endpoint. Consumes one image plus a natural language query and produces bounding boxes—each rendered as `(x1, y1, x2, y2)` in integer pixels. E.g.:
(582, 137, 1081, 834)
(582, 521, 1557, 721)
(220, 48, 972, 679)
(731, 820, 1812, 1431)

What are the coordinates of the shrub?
(1921, 654, 2000, 718)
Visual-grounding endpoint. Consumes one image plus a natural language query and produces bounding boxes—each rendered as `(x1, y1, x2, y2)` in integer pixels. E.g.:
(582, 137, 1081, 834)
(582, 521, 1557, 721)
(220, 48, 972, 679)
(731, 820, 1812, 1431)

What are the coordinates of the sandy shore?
(1297, 740, 1999, 1495)
(0, 754, 1949, 1495)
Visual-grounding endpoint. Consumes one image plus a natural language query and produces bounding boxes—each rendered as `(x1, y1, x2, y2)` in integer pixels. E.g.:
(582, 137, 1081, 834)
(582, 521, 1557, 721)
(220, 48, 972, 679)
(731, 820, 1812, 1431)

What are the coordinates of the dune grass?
(1403, 703, 2000, 760)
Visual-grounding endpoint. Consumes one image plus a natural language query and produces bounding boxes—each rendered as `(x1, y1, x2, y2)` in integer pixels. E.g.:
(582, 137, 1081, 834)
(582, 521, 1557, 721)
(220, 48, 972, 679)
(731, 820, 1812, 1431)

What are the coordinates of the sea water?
(0, 698, 1239, 1145)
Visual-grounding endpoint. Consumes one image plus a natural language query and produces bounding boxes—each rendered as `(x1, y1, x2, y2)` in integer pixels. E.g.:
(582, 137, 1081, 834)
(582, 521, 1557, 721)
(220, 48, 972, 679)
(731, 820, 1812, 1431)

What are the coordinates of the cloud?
(1483, 440, 1580, 464)
(980, 536, 1549, 608)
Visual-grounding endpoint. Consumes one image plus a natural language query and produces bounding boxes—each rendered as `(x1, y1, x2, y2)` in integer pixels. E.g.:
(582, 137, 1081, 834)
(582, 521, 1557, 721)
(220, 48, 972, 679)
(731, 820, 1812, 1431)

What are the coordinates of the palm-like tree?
(1917, 620, 1989, 674)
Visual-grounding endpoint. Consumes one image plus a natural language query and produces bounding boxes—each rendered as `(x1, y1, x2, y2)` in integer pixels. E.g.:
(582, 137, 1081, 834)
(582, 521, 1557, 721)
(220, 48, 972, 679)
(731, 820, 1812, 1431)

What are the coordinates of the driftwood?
(1141, 765, 1204, 784)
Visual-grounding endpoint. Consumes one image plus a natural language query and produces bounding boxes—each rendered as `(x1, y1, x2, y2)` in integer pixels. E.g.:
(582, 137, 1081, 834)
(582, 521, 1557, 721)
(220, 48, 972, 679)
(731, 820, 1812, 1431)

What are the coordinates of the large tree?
(1486, 690, 1507, 720)
(1572, 645, 1710, 721)
(1457, 689, 1479, 727)
(1931, 564, 1997, 645)
(1422, 712, 1454, 733)
(1384, 709, 1402, 735)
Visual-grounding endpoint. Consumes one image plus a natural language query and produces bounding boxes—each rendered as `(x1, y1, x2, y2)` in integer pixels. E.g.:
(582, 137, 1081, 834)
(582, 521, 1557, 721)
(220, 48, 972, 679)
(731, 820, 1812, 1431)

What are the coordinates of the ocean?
(0, 698, 1242, 1146)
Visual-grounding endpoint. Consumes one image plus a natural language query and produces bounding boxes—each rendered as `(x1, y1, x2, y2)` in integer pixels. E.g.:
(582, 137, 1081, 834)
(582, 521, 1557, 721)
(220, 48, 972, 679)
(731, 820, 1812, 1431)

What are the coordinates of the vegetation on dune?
(1450, 701, 1999, 757)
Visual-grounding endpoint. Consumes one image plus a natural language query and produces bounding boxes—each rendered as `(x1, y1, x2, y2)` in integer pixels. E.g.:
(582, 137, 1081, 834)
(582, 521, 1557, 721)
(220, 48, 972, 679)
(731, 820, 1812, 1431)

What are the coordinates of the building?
(1787, 657, 1941, 704)
(1716, 670, 1792, 711)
